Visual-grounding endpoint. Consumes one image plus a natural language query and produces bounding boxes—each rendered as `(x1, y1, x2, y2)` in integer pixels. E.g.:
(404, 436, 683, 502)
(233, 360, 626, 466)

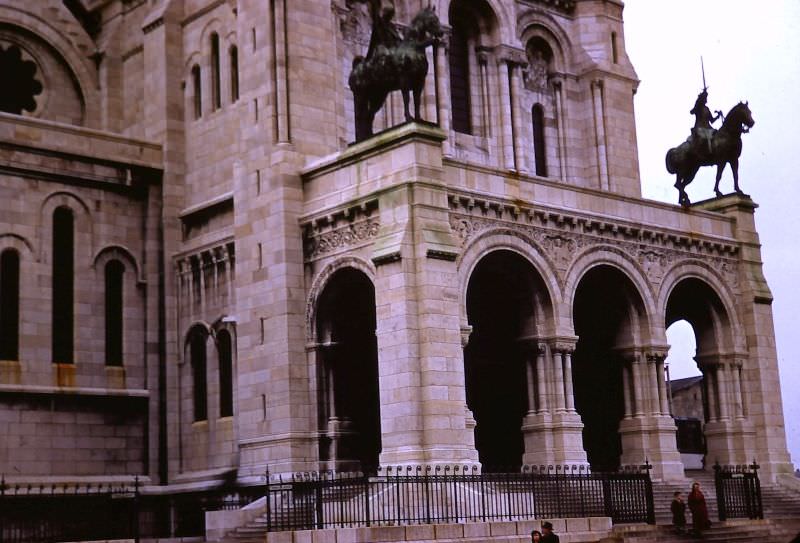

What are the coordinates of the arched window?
(611, 32, 619, 64)
(52, 207, 74, 364)
(229, 45, 239, 103)
(105, 260, 124, 366)
(0, 249, 20, 360)
(218, 329, 234, 417)
(448, 11, 474, 135)
(189, 326, 208, 421)
(532, 104, 547, 177)
(211, 33, 221, 110)
(192, 65, 202, 119)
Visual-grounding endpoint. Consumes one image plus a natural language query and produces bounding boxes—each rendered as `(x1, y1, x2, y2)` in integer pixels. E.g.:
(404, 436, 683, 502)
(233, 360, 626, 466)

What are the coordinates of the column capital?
(645, 348, 669, 364)
(475, 45, 492, 66)
(494, 44, 527, 67)
(460, 325, 473, 348)
(548, 336, 578, 354)
(591, 78, 605, 90)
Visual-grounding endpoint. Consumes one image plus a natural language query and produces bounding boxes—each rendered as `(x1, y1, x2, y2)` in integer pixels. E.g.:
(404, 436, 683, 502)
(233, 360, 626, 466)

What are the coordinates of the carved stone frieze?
(304, 217, 380, 260)
(302, 199, 380, 261)
(447, 193, 741, 293)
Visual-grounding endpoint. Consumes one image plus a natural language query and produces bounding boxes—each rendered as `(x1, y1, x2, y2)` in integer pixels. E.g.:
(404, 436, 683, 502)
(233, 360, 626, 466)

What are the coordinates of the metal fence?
(713, 461, 763, 521)
(262, 464, 655, 532)
(0, 477, 140, 543)
(0, 477, 265, 542)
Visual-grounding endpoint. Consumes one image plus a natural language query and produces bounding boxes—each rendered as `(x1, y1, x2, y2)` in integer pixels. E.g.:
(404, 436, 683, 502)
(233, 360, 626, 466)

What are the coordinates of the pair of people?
(531, 521, 559, 542)
(672, 482, 711, 538)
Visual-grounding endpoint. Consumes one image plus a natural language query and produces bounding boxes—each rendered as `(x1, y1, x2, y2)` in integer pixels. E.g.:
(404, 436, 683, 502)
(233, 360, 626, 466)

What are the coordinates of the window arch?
(52, 206, 74, 364)
(448, 10, 475, 134)
(229, 45, 239, 103)
(211, 33, 221, 110)
(192, 65, 202, 119)
(105, 260, 124, 366)
(189, 326, 208, 421)
(0, 249, 20, 361)
(218, 329, 234, 417)
(532, 103, 547, 177)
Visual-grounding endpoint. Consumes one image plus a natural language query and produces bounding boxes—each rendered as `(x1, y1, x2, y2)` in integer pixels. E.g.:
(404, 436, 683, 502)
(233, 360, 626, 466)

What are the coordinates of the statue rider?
(366, 0, 402, 61)
(690, 89, 723, 157)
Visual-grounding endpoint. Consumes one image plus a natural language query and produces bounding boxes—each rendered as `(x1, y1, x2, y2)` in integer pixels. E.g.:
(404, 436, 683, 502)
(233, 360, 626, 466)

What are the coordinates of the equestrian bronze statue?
(348, 6, 443, 141)
(666, 89, 754, 206)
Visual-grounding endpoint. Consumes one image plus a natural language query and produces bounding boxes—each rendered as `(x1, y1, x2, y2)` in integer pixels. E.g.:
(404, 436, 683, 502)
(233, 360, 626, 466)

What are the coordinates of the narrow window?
(218, 329, 234, 417)
(611, 32, 618, 64)
(532, 104, 547, 177)
(192, 65, 202, 119)
(449, 15, 472, 135)
(190, 327, 208, 421)
(230, 46, 239, 103)
(0, 249, 20, 360)
(52, 207, 74, 363)
(211, 33, 221, 110)
(105, 260, 124, 366)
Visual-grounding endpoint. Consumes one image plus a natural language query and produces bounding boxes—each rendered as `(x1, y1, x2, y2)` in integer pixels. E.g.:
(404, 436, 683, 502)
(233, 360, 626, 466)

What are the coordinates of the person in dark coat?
(671, 490, 687, 535)
(540, 521, 560, 543)
(688, 482, 711, 537)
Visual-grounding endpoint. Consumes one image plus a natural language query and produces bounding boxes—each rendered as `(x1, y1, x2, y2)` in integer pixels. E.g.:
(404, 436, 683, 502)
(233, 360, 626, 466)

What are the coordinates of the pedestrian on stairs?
(671, 490, 687, 535)
(688, 482, 711, 538)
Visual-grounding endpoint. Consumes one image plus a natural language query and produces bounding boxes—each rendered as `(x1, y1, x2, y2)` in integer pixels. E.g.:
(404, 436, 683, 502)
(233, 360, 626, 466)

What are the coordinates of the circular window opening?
(0, 43, 43, 114)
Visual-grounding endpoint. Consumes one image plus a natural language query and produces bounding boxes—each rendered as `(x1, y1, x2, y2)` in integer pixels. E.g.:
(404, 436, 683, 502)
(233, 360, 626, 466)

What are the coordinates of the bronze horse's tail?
(665, 148, 677, 174)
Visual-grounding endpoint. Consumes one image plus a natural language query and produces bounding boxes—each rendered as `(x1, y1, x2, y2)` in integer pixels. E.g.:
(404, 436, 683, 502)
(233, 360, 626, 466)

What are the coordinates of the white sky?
(622, 0, 800, 467)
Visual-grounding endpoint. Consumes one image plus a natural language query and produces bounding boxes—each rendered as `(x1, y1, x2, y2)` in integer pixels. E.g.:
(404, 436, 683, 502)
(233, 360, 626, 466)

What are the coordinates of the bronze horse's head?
(410, 6, 444, 42)
(729, 101, 755, 133)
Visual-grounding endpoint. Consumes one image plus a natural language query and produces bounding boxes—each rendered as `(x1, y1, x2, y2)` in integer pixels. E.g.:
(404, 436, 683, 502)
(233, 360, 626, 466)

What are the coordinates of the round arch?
(437, 0, 515, 44)
(0, 9, 99, 127)
(564, 245, 659, 338)
(457, 228, 562, 329)
(517, 12, 573, 73)
(658, 260, 744, 352)
(92, 244, 143, 284)
(305, 255, 376, 341)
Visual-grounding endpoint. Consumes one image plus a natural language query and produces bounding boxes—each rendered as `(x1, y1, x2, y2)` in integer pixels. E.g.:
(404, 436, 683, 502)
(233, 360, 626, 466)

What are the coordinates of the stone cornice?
(301, 198, 380, 261)
(518, 0, 577, 15)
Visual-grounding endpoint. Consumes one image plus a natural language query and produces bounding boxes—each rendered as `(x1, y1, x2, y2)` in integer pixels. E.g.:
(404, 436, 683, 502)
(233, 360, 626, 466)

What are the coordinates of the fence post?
(750, 460, 763, 520)
(133, 476, 140, 543)
(0, 474, 5, 543)
(265, 467, 272, 532)
(713, 461, 726, 521)
(643, 460, 655, 525)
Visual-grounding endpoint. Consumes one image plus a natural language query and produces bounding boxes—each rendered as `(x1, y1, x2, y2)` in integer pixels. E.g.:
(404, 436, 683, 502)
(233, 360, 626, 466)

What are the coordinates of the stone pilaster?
(692, 194, 791, 480)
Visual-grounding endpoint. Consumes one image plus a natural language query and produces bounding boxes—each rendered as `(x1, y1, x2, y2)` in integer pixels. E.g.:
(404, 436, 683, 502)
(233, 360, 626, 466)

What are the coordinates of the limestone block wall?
(0, 114, 163, 480)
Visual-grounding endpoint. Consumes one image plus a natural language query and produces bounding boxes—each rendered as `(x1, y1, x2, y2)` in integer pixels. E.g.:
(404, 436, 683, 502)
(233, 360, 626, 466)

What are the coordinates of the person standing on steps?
(688, 481, 711, 538)
(540, 521, 560, 543)
(671, 490, 687, 535)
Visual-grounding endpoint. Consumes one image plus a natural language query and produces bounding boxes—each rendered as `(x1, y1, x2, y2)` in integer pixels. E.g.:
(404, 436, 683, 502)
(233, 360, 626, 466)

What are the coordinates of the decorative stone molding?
(302, 200, 380, 261)
(494, 45, 528, 67)
(447, 193, 741, 291)
(520, 0, 576, 15)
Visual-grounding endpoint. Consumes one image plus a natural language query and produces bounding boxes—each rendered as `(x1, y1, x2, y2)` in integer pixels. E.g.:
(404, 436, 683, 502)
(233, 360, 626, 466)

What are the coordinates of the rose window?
(0, 44, 43, 114)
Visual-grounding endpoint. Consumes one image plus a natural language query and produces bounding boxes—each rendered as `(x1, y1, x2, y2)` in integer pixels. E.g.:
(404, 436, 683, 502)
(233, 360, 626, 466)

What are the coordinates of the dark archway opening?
(316, 268, 381, 471)
(573, 266, 639, 471)
(666, 278, 731, 470)
(466, 250, 544, 471)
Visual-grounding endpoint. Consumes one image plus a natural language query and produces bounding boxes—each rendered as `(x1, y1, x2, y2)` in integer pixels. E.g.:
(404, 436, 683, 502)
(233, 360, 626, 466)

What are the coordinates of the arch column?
(698, 353, 756, 467)
(618, 348, 684, 481)
(522, 337, 586, 467)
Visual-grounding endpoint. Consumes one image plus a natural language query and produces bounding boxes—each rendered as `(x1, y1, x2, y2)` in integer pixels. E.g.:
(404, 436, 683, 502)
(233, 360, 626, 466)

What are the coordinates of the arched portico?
(313, 267, 381, 472)
(571, 263, 682, 479)
(665, 276, 754, 469)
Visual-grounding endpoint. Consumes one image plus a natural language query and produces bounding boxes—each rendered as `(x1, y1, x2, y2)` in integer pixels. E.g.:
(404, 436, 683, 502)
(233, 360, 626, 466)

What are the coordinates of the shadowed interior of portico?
(316, 268, 381, 471)
(465, 250, 549, 471)
(573, 266, 643, 472)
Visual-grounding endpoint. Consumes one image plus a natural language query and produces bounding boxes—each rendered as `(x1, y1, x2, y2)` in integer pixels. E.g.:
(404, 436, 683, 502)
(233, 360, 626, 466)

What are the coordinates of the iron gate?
(713, 461, 763, 521)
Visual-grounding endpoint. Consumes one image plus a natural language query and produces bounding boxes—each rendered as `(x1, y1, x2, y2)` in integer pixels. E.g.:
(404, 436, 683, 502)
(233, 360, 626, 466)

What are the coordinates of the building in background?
(0, 0, 793, 537)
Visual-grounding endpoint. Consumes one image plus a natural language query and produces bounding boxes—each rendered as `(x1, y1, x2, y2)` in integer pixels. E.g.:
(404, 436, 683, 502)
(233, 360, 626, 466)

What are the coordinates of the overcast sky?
(622, 0, 800, 467)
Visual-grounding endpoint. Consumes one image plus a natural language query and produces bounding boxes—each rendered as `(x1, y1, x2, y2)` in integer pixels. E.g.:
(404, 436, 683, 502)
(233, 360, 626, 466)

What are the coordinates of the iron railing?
(713, 461, 763, 521)
(0, 477, 140, 543)
(262, 464, 655, 532)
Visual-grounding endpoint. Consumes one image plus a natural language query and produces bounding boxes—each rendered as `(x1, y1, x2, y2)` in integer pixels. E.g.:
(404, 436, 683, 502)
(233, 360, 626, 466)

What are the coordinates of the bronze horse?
(666, 101, 755, 206)
(349, 7, 443, 141)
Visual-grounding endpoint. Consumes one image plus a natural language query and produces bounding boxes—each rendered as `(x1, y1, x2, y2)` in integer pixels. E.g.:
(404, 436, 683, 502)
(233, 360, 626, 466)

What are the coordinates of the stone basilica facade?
(0, 0, 793, 500)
